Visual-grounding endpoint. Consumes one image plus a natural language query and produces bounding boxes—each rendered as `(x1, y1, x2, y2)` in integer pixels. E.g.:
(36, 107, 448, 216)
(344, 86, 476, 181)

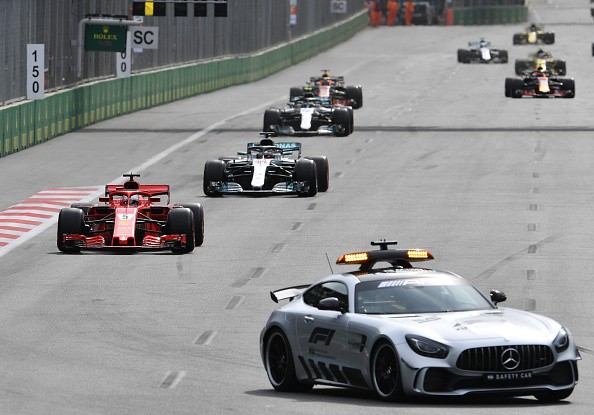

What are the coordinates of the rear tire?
(264, 329, 313, 392)
(57, 208, 85, 253)
(543, 32, 555, 44)
(498, 50, 508, 63)
(293, 159, 317, 197)
(180, 203, 204, 247)
(203, 160, 226, 197)
(263, 109, 281, 132)
(167, 208, 194, 254)
(512, 34, 523, 45)
(345, 85, 363, 109)
(305, 156, 329, 192)
(554, 60, 566, 76)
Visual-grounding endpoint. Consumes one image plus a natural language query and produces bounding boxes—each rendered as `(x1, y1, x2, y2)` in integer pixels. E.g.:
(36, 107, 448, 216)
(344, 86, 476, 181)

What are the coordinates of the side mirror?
(150, 197, 160, 202)
(490, 290, 507, 305)
(317, 297, 346, 313)
(99, 196, 109, 203)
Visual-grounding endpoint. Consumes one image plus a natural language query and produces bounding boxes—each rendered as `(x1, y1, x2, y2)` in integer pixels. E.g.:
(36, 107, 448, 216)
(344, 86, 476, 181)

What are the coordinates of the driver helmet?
(130, 194, 140, 206)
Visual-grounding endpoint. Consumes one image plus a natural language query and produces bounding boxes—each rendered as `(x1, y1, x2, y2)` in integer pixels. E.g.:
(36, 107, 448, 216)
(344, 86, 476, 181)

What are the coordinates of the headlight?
(405, 335, 449, 359)
(553, 327, 569, 353)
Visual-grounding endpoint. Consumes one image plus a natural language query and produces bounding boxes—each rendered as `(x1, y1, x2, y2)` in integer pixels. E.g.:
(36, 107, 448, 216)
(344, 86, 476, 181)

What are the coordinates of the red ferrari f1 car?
(57, 174, 204, 254)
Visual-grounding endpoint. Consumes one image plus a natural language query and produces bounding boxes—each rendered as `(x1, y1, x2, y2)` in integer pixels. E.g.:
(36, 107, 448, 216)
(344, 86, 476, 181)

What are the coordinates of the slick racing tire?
(371, 340, 406, 402)
(514, 60, 528, 76)
(512, 34, 523, 45)
(167, 208, 195, 254)
(264, 329, 314, 393)
(543, 32, 555, 44)
(305, 156, 329, 192)
(533, 388, 573, 402)
(57, 207, 85, 253)
(346, 85, 363, 109)
(554, 60, 567, 76)
(498, 50, 508, 63)
(69, 203, 92, 214)
(293, 159, 318, 197)
(263, 109, 281, 133)
(510, 78, 524, 98)
(562, 79, 575, 98)
(289, 86, 304, 101)
(180, 203, 205, 247)
(332, 107, 351, 137)
(203, 160, 226, 197)
(457, 49, 470, 63)
(504, 78, 514, 97)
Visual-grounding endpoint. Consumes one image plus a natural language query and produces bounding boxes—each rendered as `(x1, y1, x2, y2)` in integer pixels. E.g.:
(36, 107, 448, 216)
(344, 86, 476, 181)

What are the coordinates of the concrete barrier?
(0, 11, 367, 158)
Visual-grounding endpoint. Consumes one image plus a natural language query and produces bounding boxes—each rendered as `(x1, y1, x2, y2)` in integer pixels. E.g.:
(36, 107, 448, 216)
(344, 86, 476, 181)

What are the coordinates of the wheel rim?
(373, 343, 398, 397)
(266, 332, 289, 386)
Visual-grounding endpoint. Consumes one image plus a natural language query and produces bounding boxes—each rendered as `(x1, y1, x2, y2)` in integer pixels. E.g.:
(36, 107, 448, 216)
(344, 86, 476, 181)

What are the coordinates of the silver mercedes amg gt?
(260, 241, 580, 402)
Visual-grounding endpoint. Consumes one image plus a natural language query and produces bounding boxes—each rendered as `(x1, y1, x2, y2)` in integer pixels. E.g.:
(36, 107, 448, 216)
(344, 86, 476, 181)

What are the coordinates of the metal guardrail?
(0, 0, 365, 107)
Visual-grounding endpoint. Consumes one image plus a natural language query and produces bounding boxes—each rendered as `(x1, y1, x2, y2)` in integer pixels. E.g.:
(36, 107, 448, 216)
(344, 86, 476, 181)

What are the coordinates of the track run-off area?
(1, 1, 594, 413)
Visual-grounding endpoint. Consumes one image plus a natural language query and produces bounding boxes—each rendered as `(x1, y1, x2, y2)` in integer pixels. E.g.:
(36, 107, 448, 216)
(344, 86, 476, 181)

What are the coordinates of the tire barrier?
(453, 6, 528, 25)
(0, 11, 367, 159)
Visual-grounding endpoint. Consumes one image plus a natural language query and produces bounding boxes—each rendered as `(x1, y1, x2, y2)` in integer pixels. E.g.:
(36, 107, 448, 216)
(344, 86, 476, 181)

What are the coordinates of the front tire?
(57, 208, 85, 253)
(293, 159, 317, 197)
(180, 203, 204, 247)
(167, 208, 195, 254)
(263, 109, 281, 132)
(264, 329, 313, 392)
(203, 160, 226, 197)
(332, 107, 351, 137)
(305, 156, 329, 192)
(534, 388, 573, 402)
(371, 341, 406, 402)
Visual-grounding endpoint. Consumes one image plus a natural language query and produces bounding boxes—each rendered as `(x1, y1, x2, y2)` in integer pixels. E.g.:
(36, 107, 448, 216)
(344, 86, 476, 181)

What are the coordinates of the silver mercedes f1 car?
(203, 134, 329, 197)
(260, 241, 580, 402)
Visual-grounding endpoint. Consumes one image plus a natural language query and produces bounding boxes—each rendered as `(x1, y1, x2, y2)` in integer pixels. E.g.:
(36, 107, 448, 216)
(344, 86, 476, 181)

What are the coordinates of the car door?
(295, 281, 358, 385)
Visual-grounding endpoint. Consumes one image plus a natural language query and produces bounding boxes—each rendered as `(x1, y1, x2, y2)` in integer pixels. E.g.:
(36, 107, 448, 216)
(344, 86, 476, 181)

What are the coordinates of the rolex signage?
(84, 24, 127, 52)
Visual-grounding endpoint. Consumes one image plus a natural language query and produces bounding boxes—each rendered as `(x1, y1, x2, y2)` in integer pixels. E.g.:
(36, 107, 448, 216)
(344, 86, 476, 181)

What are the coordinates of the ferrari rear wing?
(270, 284, 310, 303)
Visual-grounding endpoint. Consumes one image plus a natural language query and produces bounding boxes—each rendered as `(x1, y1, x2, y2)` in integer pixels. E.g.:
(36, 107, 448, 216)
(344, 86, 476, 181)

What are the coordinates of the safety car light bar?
(336, 242, 434, 271)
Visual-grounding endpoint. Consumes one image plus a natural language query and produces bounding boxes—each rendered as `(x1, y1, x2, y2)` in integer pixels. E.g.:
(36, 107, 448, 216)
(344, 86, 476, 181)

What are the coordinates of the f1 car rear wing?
(270, 284, 310, 303)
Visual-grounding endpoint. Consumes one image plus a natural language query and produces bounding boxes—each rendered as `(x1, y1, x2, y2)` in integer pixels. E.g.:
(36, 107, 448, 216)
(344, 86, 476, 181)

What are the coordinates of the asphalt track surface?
(1, 1, 594, 413)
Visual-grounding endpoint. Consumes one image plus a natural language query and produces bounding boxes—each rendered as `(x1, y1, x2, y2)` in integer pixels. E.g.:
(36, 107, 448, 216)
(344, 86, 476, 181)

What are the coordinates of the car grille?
(457, 345, 554, 372)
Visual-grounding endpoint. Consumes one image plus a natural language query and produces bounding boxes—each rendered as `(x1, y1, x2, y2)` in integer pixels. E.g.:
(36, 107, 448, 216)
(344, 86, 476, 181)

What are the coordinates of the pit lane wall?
(0, 11, 367, 159)
(451, 6, 528, 25)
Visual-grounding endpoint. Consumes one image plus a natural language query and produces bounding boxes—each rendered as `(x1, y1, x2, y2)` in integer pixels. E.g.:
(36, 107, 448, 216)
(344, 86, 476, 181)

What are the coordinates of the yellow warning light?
(407, 249, 433, 260)
(338, 252, 369, 264)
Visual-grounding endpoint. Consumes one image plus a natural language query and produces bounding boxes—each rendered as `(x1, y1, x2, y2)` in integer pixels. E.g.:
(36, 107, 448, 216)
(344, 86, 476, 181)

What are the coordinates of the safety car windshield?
(355, 277, 494, 314)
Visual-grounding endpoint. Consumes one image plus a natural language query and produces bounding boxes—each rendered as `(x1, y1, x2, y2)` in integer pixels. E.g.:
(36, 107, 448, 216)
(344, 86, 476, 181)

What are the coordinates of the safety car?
(505, 69, 575, 98)
(289, 70, 363, 109)
(203, 134, 329, 197)
(514, 49, 566, 75)
(261, 240, 580, 402)
(264, 94, 353, 137)
(57, 174, 204, 254)
(457, 39, 508, 64)
(513, 23, 554, 45)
